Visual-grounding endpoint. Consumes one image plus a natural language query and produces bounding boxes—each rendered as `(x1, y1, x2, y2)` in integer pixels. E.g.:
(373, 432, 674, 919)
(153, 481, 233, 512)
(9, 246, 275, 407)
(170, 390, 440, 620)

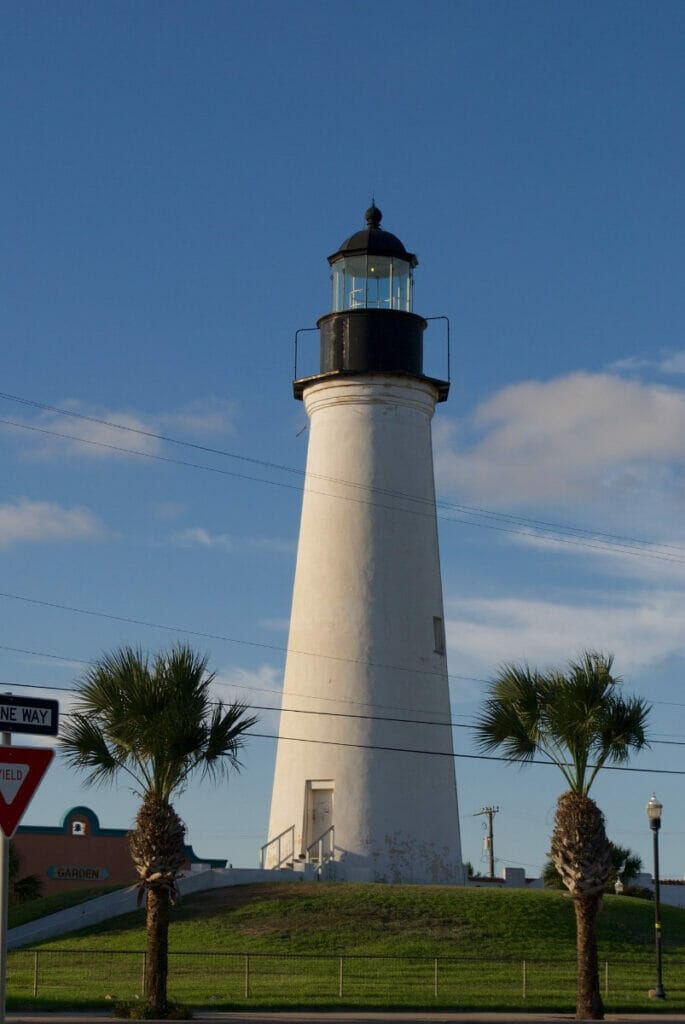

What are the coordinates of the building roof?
(329, 203, 417, 267)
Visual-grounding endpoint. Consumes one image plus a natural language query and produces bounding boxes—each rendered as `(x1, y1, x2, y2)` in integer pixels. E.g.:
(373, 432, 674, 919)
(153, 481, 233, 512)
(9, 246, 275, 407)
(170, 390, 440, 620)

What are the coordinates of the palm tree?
(8, 842, 42, 904)
(542, 842, 642, 893)
(607, 843, 643, 892)
(60, 644, 257, 1018)
(475, 651, 649, 1021)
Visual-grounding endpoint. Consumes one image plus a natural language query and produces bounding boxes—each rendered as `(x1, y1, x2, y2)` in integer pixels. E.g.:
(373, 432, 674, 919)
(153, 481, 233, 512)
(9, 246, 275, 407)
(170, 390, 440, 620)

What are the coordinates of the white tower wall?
(267, 374, 463, 883)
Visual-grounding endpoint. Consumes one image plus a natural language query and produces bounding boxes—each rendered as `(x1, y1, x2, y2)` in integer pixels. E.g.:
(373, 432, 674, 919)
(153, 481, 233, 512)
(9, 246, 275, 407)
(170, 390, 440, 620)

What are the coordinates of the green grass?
(7, 882, 685, 1013)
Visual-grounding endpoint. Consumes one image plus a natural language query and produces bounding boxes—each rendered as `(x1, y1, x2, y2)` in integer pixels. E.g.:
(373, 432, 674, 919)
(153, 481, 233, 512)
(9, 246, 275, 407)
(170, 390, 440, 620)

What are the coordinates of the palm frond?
(59, 643, 259, 802)
(60, 712, 135, 788)
(476, 650, 650, 796)
(474, 664, 542, 762)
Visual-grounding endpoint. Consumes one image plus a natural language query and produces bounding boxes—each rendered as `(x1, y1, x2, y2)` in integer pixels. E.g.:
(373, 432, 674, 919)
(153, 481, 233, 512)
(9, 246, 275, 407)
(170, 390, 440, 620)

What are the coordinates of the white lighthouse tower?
(264, 205, 463, 884)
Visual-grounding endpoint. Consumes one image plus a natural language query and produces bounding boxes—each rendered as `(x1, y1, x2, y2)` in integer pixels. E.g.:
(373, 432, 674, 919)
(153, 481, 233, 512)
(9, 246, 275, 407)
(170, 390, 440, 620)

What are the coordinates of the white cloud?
(159, 398, 237, 436)
(0, 499, 104, 548)
(150, 501, 187, 522)
(216, 663, 282, 697)
(608, 350, 685, 376)
(445, 590, 685, 684)
(259, 617, 290, 633)
(214, 664, 283, 732)
(171, 527, 294, 554)
(608, 356, 654, 373)
(435, 372, 685, 506)
(4, 397, 237, 461)
(172, 527, 234, 550)
(7, 406, 163, 460)
(659, 352, 685, 375)
(503, 525, 685, 585)
(250, 537, 296, 554)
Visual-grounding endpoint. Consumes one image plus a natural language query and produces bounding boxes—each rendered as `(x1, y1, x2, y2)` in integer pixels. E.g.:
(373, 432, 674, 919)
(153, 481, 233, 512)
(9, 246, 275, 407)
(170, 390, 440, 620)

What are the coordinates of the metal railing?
(6, 949, 680, 1007)
(305, 825, 335, 869)
(259, 824, 295, 870)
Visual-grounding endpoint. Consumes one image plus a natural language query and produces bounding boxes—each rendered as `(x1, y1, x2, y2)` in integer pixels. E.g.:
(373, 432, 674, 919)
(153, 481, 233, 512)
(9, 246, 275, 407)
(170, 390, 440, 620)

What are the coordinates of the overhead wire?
(2, 393, 684, 772)
(2, 391, 685, 563)
(0, 670, 682, 755)
(2, 667, 682, 741)
(6, 701, 682, 775)
(4, 388, 685, 550)
(6, 641, 684, 735)
(5, 414, 685, 565)
(0, 591, 486, 687)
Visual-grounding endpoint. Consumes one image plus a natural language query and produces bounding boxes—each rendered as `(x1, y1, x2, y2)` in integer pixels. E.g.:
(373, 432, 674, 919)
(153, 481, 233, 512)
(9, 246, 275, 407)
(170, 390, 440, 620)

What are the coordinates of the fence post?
(339, 956, 343, 998)
(33, 951, 38, 998)
(434, 958, 438, 998)
(604, 960, 609, 996)
(522, 959, 527, 999)
(244, 954, 250, 999)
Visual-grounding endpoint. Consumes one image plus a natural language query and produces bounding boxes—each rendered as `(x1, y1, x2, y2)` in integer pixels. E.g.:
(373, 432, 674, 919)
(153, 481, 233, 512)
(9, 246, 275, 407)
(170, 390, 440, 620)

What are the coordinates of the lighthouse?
(263, 205, 463, 884)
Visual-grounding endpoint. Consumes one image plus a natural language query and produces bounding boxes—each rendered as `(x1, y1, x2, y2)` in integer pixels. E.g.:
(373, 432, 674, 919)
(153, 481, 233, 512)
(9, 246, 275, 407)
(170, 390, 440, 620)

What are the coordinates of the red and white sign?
(0, 747, 54, 838)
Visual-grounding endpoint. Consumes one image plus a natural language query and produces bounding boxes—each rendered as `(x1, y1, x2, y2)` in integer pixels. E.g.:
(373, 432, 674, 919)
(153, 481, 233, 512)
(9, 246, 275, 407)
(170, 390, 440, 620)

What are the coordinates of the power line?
(3, 393, 685, 564)
(244, 731, 685, 776)
(0, 391, 307, 479)
(34, 707, 685, 775)
(11, 640, 685, 739)
(2, 633, 681, 737)
(0, 648, 468, 723)
(6, 388, 685, 554)
(0, 641, 484, 721)
(0, 654, 676, 771)
(0, 643, 90, 666)
(0, 678, 470, 730)
(2, 671, 683, 752)
(7, 414, 685, 566)
(0, 590, 483, 687)
(0, 418, 307, 494)
(4, 589, 676, 739)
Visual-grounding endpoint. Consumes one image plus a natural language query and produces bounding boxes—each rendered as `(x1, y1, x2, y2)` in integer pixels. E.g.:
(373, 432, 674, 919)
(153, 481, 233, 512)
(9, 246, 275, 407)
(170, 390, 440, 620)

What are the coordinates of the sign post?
(0, 696, 58, 1024)
(0, 729, 9, 1024)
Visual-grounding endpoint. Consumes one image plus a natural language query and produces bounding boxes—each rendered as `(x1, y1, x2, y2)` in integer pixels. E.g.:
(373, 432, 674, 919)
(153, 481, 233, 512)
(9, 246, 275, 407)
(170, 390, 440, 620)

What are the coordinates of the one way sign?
(0, 696, 59, 737)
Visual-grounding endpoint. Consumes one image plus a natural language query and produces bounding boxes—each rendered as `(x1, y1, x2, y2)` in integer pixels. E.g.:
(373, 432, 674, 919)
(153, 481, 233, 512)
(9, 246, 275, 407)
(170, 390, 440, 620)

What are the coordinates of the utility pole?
(475, 806, 499, 878)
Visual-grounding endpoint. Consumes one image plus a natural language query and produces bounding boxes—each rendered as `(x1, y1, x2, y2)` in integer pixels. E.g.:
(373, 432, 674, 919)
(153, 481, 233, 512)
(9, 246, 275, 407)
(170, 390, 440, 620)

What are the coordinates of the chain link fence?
(6, 949, 682, 1008)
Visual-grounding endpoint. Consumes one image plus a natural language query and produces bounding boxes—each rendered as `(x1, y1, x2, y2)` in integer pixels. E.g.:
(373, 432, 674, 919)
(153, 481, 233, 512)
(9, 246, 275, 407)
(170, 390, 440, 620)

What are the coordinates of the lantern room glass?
(331, 255, 413, 312)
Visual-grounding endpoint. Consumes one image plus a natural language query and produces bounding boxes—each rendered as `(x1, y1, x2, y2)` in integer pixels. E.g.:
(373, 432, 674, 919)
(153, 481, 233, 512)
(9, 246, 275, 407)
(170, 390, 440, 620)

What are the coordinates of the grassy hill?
(34, 882, 685, 958)
(9, 883, 685, 1012)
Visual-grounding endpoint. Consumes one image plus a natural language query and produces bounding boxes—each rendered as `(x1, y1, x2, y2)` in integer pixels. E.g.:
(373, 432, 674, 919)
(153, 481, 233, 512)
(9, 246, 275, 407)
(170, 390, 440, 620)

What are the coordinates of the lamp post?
(646, 793, 666, 999)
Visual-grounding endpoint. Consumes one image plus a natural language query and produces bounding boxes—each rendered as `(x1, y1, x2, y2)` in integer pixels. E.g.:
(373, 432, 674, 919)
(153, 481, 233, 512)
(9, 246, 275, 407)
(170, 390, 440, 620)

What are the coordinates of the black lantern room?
(293, 204, 449, 401)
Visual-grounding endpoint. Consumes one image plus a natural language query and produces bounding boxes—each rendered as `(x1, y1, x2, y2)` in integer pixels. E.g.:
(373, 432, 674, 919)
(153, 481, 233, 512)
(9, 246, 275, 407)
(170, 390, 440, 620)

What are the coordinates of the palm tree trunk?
(145, 886, 170, 1015)
(574, 893, 604, 1020)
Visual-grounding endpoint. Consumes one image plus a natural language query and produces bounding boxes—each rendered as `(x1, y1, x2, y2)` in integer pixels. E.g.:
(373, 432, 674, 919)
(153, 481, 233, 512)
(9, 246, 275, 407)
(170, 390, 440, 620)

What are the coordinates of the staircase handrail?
(305, 824, 335, 866)
(259, 824, 295, 869)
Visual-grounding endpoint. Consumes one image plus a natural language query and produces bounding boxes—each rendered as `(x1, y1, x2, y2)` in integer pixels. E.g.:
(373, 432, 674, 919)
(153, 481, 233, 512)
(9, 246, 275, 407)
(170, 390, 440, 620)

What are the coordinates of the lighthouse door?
(304, 781, 334, 859)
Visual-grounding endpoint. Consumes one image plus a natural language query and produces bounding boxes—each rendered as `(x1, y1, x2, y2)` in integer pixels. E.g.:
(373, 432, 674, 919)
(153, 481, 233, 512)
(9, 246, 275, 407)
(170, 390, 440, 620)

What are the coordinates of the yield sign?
(0, 747, 54, 838)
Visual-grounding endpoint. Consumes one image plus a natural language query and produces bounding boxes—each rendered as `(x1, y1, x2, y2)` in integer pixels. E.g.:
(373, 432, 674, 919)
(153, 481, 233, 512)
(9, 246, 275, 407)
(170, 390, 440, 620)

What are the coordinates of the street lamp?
(646, 793, 666, 999)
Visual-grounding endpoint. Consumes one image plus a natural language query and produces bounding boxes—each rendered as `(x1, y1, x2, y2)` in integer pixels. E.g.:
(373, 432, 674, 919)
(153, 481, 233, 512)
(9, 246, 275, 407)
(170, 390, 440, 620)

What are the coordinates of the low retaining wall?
(8, 865, 311, 949)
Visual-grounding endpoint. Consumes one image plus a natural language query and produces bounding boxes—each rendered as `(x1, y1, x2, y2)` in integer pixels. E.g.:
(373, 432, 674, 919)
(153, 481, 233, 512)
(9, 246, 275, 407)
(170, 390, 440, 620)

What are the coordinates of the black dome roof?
(329, 204, 418, 267)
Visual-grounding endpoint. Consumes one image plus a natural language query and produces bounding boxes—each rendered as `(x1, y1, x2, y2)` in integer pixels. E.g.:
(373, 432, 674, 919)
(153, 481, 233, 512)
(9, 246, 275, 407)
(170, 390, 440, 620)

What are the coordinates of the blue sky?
(2, 0, 685, 878)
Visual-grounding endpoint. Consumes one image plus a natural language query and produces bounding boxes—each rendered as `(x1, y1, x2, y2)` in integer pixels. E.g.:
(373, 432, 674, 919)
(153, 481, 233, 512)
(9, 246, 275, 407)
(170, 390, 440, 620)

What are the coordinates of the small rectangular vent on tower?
(433, 616, 446, 655)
